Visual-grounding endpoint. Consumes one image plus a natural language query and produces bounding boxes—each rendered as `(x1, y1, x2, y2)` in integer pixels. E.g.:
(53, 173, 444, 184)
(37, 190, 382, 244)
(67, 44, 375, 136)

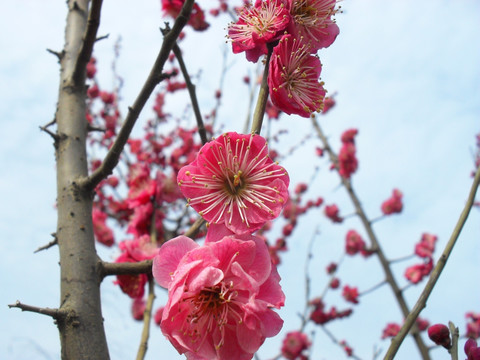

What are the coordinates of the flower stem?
(251, 45, 274, 135)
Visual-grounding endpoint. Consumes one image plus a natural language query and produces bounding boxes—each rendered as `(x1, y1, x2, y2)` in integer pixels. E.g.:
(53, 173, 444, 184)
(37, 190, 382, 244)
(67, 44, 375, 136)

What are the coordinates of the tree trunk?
(55, 1, 110, 358)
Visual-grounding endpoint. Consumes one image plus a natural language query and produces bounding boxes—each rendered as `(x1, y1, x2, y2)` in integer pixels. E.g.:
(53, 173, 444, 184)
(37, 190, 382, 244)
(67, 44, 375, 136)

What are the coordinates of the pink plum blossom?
(228, 0, 291, 62)
(177, 132, 290, 234)
(152, 234, 285, 360)
(286, 0, 339, 52)
(268, 34, 326, 118)
(381, 188, 403, 215)
(281, 331, 311, 360)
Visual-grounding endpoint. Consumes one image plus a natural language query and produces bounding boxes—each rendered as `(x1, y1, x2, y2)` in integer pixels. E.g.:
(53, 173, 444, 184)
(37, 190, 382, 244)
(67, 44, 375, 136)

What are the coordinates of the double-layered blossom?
(286, 0, 339, 51)
(177, 132, 290, 234)
(268, 34, 326, 118)
(153, 234, 285, 360)
(228, 0, 291, 62)
(281, 331, 311, 360)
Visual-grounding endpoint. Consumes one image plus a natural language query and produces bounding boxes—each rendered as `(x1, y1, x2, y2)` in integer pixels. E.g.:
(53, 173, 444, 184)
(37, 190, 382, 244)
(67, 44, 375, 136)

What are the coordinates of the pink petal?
(152, 235, 198, 288)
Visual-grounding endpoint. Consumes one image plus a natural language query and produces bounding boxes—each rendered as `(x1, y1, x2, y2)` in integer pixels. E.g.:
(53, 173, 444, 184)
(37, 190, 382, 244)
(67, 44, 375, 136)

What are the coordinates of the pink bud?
(427, 324, 451, 349)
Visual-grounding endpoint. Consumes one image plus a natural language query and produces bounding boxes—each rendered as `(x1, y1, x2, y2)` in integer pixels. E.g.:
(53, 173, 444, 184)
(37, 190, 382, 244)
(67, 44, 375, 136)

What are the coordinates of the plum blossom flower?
(466, 312, 480, 339)
(268, 34, 326, 118)
(345, 229, 366, 256)
(228, 0, 290, 62)
(281, 331, 311, 360)
(92, 209, 114, 246)
(153, 234, 285, 360)
(381, 188, 403, 215)
(324, 203, 343, 223)
(286, 0, 340, 52)
(404, 257, 433, 284)
(342, 285, 359, 304)
(381, 322, 401, 339)
(465, 338, 480, 360)
(414, 233, 437, 258)
(177, 132, 290, 234)
(161, 0, 209, 31)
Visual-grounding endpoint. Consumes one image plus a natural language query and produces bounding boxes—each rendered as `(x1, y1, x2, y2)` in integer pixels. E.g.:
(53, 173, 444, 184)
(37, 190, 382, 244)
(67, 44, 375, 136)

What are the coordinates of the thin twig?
(300, 227, 320, 330)
(34, 233, 58, 253)
(8, 300, 63, 319)
(184, 217, 206, 238)
(359, 280, 387, 297)
(170, 39, 208, 144)
(321, 326, 364, 360)
(384, 166, 480, 360)
(312, 117, 431, 360)
(136, 277, 156, 360)
(79, 0, 196, 191)
(72, 0, 103, 85)
(448, 321, 459, 360)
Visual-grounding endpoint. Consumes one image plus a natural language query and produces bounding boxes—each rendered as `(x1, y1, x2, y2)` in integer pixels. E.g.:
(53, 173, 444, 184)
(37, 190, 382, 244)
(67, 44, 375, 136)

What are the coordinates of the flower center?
(226, 170, 245, 196)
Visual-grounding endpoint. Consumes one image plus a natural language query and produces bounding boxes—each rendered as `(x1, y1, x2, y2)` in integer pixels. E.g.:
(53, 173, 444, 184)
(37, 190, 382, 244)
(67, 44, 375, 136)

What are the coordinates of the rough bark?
(55, 1, 110, 358)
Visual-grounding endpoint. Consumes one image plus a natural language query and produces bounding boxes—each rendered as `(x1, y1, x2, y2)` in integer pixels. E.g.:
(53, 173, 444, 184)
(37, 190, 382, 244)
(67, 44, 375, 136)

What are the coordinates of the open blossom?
(177, 132, 290, 234)
(161, 0, 209, 31)
(345, 229, 366, 256)
(228, 0, 290, 62)
(268, 34, 326, 118)
(342, 285, 359, 304)
(381, 322, 401, 339)
(286, 0, 340, 52)
(414, 233, 437, 258)
(281, 331, 311, 360)
(381, 188, 403, 215)
(404, 257, 433, 284)
(338, 142, 358, 178)
(324, 203, 343, 223)
(153, 234, 285, 360)
(466, 312, 480, 339)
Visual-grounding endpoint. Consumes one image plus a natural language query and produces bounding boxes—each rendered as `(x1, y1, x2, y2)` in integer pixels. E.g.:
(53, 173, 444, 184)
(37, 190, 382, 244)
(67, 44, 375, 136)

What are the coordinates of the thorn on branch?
(87, 124, 105, 133)
(46, 48, 65, 61)
(95, 34, 109, 43)
(39, 120, 59, 143)
(8, 300, 63, 319)
(34, 233, 58, 253)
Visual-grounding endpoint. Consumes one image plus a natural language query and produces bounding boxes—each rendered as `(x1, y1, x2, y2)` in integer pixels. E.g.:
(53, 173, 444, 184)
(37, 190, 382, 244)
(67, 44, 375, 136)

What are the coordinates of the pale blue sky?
(1, 1, 479, 359)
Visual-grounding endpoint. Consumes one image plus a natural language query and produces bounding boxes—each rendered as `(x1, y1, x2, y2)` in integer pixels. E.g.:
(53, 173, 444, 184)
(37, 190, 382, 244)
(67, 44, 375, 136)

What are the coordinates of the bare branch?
(384, 166, 480, 360)
(79, 0, 196, 191)
(170, 39, 208, 145)
(184, 217, 206, 238)
(251, 44, 274, 135)
(72, 0, 104, 85)
(136, 277, 156, 360)
(8, 300, 64, 319)
(312, 117, 431, 360)
(34, 233, 58, 253)
(99, 260, 153, 280)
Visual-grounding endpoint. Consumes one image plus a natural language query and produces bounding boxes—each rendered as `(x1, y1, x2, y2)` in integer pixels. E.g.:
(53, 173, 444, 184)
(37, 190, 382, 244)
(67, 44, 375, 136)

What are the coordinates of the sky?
(1, 1, 479, 359)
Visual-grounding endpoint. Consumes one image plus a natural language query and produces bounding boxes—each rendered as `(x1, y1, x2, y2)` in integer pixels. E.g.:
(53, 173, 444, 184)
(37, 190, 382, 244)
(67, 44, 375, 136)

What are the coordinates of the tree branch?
(311, 117, 431, 360)
(8, 300, 64, 319)
(170, 38, 208, 145)
(99, 260, 153, 280)
(251, 44, 274, 135)
(136, 277, 156, 360)
(72, 0, 103, 85)
(79, 0, 196, 191)
(384, 166, 480, 360)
